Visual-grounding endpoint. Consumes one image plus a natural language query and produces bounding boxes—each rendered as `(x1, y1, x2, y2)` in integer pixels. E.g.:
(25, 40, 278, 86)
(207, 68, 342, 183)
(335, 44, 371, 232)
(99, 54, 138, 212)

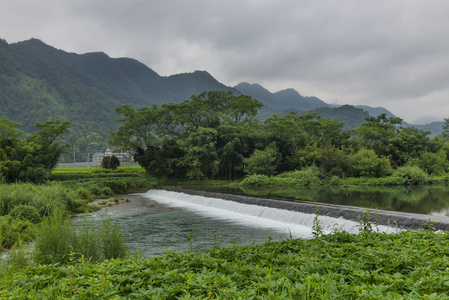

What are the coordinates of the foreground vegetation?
(0, 168, 156, 251)
(2, 227, 449, 299)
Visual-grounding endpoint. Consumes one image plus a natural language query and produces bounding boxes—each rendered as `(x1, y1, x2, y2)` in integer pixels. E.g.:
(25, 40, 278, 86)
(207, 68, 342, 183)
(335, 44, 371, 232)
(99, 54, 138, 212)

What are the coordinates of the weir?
(144, 189, 392, 238)
(152, 187, 449, 231)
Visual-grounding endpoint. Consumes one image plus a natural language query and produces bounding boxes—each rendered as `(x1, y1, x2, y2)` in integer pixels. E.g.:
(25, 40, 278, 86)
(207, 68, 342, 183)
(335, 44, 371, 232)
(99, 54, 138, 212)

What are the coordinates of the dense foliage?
(111, 91, 449, 183)
(0, 116, 70, 183)
(3, 229, 449, 298)
(101, 155, 121, 170)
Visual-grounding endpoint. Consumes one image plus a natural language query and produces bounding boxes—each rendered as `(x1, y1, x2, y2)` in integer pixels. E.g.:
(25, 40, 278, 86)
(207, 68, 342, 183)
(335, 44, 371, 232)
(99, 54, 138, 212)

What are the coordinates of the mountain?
(407, 122, 444, 138)
(0, 38, 443, 145)
(354, 105, 396, 119)
(234, 82, 329, 111)
(309, 105, 370, 130)
(0, 38, 236, 138)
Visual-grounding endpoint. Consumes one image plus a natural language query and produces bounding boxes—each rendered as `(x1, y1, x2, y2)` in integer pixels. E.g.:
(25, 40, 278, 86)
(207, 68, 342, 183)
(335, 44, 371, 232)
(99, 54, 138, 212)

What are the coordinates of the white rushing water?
(143, 189, 395, 239)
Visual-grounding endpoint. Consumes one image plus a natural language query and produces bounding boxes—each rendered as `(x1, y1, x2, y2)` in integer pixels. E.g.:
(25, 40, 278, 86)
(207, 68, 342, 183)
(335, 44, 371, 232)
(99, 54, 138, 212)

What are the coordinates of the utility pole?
(73, 144, 76, 166)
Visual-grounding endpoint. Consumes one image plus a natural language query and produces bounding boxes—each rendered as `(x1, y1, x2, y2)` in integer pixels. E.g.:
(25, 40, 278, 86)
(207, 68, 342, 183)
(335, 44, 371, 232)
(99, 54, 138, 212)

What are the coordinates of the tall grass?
(0, 184, 35, 215)
(34, 212, 129, 265)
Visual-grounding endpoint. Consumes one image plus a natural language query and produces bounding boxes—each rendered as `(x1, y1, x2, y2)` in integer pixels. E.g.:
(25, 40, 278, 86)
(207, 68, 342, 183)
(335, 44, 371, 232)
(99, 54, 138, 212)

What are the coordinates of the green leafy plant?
(357, 209, 373, 234)
(312, 205, 324, 238)
(8, 205, 41, 223)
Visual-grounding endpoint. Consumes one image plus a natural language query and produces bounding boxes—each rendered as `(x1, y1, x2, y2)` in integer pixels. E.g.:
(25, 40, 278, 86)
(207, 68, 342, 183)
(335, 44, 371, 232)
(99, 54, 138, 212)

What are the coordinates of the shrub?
(101, 156, 121, 170)
(393, 165, 429, 185)
(240, 174, 271, 186)
(0, 215, 37, 249)
(413, 150, 448, 175)
(8, 205, 41, 223)
(100, 186, 114, 197)
(277, 166, 324, 185)
(348, 149, 392, 178)
(74, 187, 93, 201)
(329, 175, 344, 185)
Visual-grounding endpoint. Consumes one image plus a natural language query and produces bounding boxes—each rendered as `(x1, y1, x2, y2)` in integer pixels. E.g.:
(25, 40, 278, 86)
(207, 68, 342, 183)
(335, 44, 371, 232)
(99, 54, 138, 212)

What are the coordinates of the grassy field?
(52, 164, 146, 174)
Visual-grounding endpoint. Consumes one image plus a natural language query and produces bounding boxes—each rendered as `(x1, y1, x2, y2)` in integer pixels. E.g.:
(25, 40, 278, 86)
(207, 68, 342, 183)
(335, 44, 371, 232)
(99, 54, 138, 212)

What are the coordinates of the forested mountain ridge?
(0, 38, 443, 158)
(234, 82, 329, 111)
(0, 39, 237, 134)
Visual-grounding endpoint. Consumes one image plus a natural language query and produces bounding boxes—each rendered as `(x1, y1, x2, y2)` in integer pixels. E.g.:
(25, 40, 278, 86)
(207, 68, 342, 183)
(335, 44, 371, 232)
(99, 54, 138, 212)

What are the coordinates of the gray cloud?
(2, 0, 449, 123)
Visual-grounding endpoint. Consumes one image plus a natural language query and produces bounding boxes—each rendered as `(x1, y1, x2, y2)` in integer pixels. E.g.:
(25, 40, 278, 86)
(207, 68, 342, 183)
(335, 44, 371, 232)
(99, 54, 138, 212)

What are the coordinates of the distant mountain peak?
(235, 82, 328, 111)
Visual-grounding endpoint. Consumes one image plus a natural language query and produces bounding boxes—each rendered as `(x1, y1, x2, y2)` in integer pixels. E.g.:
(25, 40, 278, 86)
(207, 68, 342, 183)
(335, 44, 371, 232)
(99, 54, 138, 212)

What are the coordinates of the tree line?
(110, 91, 449, 181)
(2, 90, 449, 183)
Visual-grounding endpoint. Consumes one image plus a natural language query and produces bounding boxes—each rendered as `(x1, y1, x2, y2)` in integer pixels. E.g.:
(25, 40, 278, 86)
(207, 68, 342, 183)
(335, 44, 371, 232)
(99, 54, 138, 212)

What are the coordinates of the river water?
(82, 189, 396, 257)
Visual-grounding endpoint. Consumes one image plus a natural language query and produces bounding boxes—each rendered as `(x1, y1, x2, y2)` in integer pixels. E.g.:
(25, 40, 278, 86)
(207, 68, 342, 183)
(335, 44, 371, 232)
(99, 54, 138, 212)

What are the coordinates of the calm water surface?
(182, 184, 449, 217)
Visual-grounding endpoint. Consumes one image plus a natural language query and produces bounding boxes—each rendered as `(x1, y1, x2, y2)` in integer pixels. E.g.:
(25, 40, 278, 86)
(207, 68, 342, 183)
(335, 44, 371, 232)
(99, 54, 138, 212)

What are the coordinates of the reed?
(34, 212, 129, 265)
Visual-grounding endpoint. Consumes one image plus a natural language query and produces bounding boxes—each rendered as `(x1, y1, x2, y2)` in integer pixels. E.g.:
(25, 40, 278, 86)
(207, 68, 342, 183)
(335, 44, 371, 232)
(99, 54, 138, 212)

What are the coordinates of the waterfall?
(143, 189, 396, 238)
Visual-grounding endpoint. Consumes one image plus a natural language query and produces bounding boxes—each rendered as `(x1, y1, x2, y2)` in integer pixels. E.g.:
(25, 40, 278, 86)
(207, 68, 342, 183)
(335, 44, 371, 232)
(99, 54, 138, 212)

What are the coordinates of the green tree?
(387, 127, 430, 167)
(0, 117, 70, 183)
(178, 127, 220, 180)
(412, 150, 448, 175)
(27, 120, 71, 169)
(110, 91, 263, 180)
(348, 148, 392, 178)
(101, 155, 120, 170)
(353, 114, 402, 156)
(219, 138, 244, 180)
(443, 118, 449, 139)
(244, 143, 280, 176)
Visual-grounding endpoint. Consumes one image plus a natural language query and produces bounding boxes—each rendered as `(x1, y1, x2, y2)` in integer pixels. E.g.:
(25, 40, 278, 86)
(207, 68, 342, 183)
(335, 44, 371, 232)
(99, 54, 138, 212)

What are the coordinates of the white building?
(92, 148, 130, 163)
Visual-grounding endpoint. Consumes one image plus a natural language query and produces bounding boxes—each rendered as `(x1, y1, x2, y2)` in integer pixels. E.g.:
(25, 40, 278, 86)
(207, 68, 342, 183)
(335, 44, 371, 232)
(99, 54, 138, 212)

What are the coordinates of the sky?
(2, 0, 449, 124)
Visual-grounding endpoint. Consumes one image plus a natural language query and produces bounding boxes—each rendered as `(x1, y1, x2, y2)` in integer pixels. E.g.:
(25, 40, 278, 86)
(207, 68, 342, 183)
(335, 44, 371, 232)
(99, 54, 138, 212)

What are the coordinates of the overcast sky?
(2, 0, 449, 124)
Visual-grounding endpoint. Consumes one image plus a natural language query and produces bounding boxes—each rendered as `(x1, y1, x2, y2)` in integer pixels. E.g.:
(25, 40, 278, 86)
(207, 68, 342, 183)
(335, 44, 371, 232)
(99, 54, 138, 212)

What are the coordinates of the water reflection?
(182, 184, 449, 216)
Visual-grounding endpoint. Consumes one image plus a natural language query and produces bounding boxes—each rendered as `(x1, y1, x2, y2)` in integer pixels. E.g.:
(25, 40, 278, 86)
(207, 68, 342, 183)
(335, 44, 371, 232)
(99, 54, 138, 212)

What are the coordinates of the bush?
(413, 150, 448, 175)
(348, 149, 392, 178)
(8, 205, 41, 223)
(241, 166, 325, 186)
(393, 165, 429, 185)
(74, 187, 93, 201)
(277, 166, 324, 185)
(0, 215, 37, 250)
(100, 186, 114, 197)
(240, 174, 271, 186)
(101, 156, 120, 170)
